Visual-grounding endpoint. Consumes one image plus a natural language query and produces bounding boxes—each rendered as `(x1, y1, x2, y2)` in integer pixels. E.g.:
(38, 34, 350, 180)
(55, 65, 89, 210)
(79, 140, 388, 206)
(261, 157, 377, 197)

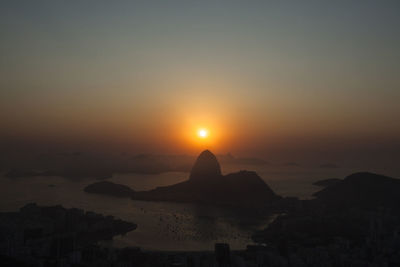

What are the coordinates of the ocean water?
(0, 163, 398, 251)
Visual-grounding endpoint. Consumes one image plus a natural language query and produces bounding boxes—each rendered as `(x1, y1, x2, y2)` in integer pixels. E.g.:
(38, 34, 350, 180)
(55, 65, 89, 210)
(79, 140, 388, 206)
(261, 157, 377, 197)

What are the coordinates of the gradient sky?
(1, 1, 399, 163)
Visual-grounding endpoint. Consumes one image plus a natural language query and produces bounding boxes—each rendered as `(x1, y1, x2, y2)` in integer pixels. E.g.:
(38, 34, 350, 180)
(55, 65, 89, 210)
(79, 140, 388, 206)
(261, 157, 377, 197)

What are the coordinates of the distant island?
(84, 181, 135, 197)
(0, 203, 136, 249)
(312, 178, 342, 187)
(217, 153, 268, 165)
(319, 163, 339, 169)
(5, 168, 114, 180)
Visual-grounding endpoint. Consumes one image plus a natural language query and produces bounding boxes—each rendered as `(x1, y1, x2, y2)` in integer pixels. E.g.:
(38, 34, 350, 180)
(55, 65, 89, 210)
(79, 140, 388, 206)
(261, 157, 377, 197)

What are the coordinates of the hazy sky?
(1, 1, 399, 162)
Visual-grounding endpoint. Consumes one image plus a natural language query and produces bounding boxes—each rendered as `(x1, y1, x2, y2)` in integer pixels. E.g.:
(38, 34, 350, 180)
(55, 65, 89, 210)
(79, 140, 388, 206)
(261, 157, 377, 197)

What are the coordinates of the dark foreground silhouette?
(253, 172, 400, 266)
(0, 203, 137, 266)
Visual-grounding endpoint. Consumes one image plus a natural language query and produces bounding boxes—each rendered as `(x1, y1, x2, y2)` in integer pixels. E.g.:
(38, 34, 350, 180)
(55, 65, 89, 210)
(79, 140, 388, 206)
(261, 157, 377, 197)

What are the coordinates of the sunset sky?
(1, 1, 399, 163)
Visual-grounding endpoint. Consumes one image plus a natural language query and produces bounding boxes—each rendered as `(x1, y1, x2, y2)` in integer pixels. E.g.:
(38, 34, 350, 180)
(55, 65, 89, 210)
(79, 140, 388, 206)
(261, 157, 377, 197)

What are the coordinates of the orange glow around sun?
(174, 107, 234, 153)
(180, 123, 219, 151)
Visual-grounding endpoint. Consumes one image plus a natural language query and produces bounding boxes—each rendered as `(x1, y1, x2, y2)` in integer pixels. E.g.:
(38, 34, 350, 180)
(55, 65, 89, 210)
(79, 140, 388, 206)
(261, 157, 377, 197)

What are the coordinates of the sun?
(197, 128, 208, 138)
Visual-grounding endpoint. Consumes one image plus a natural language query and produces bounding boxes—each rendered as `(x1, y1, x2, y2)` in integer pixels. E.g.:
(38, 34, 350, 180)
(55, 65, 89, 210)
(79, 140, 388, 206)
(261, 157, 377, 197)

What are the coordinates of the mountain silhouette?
(189, 149, 222, 181)
(313, 172, 400, 210)
(132, 150, 280, 207)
